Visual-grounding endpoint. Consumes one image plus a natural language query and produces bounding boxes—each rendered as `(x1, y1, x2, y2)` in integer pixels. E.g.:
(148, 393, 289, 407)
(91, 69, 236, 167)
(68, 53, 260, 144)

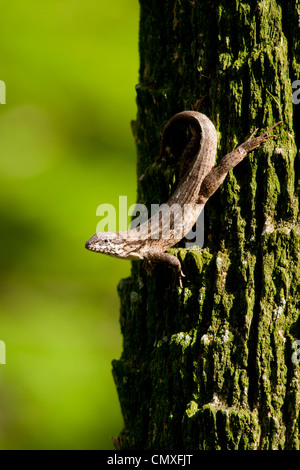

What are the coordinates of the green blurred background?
(0, 1, 139, 449)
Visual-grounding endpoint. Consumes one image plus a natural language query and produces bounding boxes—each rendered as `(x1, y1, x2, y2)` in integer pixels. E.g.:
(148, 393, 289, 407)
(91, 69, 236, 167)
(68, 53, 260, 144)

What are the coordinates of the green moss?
(171, 331, 193, 350)
(114, 0, 300, 451)
(185, 400, 199, 418)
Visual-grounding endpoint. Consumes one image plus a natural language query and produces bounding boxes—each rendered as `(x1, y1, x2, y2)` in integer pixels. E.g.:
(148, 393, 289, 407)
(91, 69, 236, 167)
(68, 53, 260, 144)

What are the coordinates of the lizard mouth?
(85, 243, 96, 251)
(85, 237, 100, 252)
(85, 234, 111, 253)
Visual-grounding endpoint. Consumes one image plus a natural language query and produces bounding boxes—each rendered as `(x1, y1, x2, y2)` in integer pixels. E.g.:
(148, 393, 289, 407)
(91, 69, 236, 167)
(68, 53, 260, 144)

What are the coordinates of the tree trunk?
(112, 0, 300, 450)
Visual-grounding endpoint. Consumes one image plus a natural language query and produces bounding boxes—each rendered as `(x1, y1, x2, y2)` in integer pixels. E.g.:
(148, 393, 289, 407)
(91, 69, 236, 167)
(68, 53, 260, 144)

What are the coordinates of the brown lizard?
(85, 111, 282, 287)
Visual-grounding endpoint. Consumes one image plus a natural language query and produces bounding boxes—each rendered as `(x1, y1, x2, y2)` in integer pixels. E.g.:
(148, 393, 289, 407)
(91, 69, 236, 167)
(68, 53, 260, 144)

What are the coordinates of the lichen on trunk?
(112, 0, 300, 450)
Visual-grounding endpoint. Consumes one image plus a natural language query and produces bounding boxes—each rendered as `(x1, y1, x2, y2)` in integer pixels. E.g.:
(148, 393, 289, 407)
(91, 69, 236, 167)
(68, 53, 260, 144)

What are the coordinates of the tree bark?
(112, 0, 300, 450)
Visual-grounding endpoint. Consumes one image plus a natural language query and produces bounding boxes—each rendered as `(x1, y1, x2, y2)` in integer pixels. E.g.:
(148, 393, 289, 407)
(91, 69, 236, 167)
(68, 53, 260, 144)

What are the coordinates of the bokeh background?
(0, 1, 139, 449)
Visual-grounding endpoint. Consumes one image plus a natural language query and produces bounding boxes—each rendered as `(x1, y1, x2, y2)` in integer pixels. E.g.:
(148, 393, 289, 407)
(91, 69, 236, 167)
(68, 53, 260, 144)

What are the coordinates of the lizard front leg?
(144, 251, 185, 288)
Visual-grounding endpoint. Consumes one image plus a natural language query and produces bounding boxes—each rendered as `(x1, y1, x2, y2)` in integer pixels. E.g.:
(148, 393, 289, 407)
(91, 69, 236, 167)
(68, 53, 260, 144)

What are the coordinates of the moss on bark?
(112, 0, 300, 450)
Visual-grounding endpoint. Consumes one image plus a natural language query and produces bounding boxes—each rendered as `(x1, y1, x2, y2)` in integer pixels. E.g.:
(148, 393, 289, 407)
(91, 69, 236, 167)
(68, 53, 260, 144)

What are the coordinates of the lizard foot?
(177, 268, 185, 289)
(143, 251, 185, 288)
(142, 259, 154, 275)
(242, 121, 283, 153)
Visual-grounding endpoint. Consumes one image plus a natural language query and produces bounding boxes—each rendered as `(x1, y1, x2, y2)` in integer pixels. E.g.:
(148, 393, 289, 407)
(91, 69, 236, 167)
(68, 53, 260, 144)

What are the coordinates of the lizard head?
(85, 232, 124, 256)
(85, 232, 143, 260)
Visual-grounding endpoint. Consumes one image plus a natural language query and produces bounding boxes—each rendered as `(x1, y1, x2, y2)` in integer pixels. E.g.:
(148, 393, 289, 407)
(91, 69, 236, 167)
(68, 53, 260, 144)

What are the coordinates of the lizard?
(85, 111, 282, 287)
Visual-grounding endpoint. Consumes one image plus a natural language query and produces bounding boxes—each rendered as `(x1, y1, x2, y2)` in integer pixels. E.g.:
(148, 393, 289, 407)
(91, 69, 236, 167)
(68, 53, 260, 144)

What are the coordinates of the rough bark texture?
(112, 0, 300, 450)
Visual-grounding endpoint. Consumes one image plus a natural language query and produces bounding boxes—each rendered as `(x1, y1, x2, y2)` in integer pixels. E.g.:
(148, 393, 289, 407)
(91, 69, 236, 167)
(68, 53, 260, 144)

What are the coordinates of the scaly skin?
(85, 111, 282, 287)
